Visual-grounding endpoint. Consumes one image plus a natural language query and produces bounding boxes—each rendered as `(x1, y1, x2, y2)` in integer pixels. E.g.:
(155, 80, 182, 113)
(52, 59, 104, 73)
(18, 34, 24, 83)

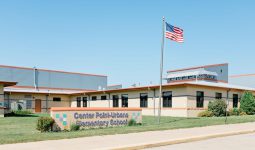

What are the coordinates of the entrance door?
(35, 99, 41, 112)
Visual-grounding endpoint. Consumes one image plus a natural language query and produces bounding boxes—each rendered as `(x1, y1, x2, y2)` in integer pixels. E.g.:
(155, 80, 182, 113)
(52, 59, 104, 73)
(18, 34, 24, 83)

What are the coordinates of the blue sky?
(0, 0, 254, 87)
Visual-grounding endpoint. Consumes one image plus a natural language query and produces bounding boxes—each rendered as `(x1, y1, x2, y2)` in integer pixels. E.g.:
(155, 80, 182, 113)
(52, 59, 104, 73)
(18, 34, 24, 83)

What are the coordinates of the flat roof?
(167, 63, 228, 73)
(0, 64, 107, 77)
(230, 74, 255, 78)
(4, 86, 95, 95)
(74, 81, 255, 95)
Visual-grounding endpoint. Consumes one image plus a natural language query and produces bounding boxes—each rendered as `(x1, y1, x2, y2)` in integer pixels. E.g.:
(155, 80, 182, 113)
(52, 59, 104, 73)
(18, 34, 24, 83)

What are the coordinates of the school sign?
(51, 107, 142, 130)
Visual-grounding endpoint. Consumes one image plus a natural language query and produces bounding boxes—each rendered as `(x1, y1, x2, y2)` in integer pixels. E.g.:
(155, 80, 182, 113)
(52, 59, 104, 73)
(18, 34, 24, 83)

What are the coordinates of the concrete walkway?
(1, 122, 255, 150)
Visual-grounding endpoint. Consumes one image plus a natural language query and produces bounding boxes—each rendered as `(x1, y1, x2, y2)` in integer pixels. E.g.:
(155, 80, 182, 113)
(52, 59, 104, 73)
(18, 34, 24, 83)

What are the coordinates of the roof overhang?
(73, 81, 255, 95)
(4, 86, 94, 95)
(0, 81, 17, 87)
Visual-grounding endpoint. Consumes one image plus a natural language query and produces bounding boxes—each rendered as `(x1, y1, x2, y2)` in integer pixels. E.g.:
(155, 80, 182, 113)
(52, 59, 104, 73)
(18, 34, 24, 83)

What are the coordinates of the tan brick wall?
(7, 93, 70, 113)
(0, 84, 4, 117)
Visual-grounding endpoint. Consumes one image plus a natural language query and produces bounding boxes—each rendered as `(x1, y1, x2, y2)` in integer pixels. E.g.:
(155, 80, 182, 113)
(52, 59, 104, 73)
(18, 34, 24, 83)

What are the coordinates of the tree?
(240, 91, 255, 115)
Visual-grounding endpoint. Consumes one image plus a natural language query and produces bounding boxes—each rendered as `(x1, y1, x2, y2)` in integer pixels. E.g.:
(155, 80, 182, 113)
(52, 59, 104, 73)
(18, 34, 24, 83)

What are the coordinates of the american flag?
(165, 22, 184, 43)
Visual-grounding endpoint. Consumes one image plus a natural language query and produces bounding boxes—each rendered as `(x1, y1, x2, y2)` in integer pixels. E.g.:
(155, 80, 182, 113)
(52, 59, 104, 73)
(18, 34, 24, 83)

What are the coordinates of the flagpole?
(158, 16, 165, 124)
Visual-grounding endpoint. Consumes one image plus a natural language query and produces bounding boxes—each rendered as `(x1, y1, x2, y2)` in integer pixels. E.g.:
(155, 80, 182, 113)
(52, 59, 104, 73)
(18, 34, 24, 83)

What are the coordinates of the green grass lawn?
(1, 114, 255, 144)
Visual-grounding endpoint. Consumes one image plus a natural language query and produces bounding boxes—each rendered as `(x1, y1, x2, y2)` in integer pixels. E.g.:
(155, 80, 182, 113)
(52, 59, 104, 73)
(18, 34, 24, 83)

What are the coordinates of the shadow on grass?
(170, 117, 198, 122)
(4, 113, 39, 117)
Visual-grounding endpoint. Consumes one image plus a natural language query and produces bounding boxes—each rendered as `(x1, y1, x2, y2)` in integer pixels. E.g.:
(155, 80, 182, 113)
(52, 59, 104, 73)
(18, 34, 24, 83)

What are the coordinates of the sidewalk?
(1, 122, 255, 150)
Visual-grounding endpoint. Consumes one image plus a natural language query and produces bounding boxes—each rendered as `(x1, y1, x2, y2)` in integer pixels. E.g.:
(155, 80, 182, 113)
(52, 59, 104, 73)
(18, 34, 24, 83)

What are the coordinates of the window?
(140, 93, 148, 108)
(196, 91, 204, 108)
(91, 96, 97, 101)
(215, 92, 222, 99)
(26, 100, 32, 109)
(112, 95, 119, 107)
(101, 95, 107, 100)
(77, 97, 81, 107)
(53, 97, 61, 102)
(83, 97, 87, 107)
(163, 91, 172, 107)
(233, 94, 238, 108)
(121, 94, 128, 107)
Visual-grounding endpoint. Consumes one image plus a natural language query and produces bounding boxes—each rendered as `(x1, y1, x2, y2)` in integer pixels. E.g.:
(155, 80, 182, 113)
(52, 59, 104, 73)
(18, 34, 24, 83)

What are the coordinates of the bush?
(13, 110, 32, 115)
(197, 110, 214, 117)
(70, 124, 80, 131)
(5, 110, 33, 117)
(229, 108, 241, 116)
(128, 119, 137, 126)
(36, 117, 55, 132)
(240, 91, 255, 115)
(208, 99, 227, 117)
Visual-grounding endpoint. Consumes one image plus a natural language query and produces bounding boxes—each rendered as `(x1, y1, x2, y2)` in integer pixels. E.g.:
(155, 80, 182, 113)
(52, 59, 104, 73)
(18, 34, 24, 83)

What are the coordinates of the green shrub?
(208, 99, 227, 117)
(5, 110, 33, 117)
(128, 119, 137, 126)
(240, 91, 255, 115)
(70, 124, 80, 131)
(13, 110, 32, 115)
(197, 110, 214, 117)
(229, 108, 241, 116)
(36, 117, 55, 132)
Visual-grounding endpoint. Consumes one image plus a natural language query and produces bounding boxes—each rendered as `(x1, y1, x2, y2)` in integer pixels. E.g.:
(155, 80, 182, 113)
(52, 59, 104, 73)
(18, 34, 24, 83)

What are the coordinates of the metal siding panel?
(229, 76, 255, 88)
(37, 71, 51, 87)
(0, 67, 34, 86)
(205, 64, 228, 82)
(0, 66, 107, 90)
(40, 71, 107, 90)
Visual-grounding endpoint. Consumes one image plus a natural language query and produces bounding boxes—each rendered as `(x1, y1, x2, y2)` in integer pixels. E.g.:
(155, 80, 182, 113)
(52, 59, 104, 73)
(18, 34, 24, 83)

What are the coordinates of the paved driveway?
(147, 133, 255, 150)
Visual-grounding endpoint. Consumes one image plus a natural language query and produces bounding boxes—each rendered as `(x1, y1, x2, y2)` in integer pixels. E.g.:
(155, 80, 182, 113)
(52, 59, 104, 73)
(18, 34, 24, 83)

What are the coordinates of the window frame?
(91, 96, 97, 101)
(233, 94, 238, 108)
(53, 97, 61, 102)
(215, 92, 222, 99)
(77, 97, 81, 107)
(101, 95, 107, 100)
(140, 93, 148, 108)
(121, 94, 128, 107)
(196, 91, 204, 108)
(112, 95, 119, 107)
(162, 91, 172, 108)
(82, 97, 87, 107)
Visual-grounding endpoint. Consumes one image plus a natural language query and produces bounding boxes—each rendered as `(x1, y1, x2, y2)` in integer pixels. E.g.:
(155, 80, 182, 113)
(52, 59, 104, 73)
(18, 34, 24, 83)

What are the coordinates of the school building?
(0, 63, 254, 117)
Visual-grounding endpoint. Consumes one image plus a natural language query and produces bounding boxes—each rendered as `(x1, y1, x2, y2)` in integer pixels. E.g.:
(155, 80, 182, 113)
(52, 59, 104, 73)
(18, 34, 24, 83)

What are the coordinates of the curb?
(113, 129, 255, 150)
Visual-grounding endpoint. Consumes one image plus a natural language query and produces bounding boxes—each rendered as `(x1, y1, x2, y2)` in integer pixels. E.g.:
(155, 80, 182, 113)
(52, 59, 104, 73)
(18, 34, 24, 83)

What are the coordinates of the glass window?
(101, 95, 107, 100)
(77, 97, 81, 107)
(91, 96, 97, 101)
(163, 91, 172, 107)
(140, 93, 148, 108)
(113, 95, 119, 107)
(196, 91, 204, 108)
(215, 92, 222, 99)
(121, 94, 128, 107)
(26, 100, 32, 109)
(83, 97, 87, 107)
(53, 97, 61, 102)
(233, 94, 238, 108)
